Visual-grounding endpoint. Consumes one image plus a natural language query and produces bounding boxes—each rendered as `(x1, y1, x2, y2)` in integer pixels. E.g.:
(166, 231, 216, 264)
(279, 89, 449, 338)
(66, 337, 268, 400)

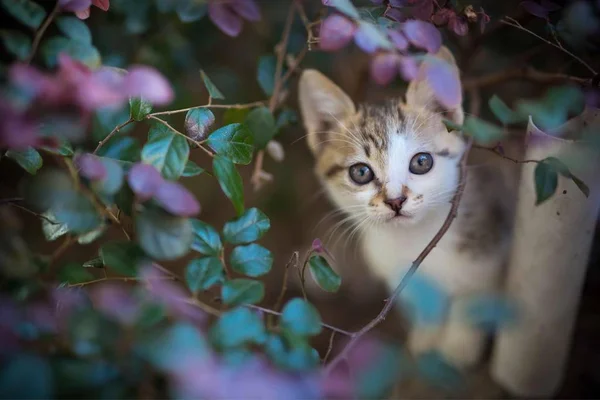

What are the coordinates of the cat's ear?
(298, 69, 356, 154)
(405, 46, 464, 126)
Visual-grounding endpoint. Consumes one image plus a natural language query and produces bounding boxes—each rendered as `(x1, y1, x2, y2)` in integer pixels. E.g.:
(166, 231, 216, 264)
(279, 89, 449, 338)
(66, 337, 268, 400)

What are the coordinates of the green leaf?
(534, 160, 559, 205)
(100, 241, 148, 276)
(223, 207, 270, 244)
(96, 136, 141, 162)
(141, 121, 190, 180)
(0, 30, 31, 61)
(52, 190, 103, 234)
(516, 85, 585, 131)
(176, 1, 208, 22)
(463, 116, 505, 145)
(77, 224, 106, 245)
(280, 298, 322, 336)
(190, 219, 222, 256)
(182, 160, 205, 177)
(83, 256, 104, 268)
(206, 123, 254, 165)
(41, 36, 101, 69)
(200, 69, 225, 100)
(212, 156, 244, 215)
(265, 334, 320, 372)
(41, 211, 69, 241)
(184, 108, 214, 141)
(276, 108, 298, 132)
(93, 105, 133, 142)
(308, 255, 341, 293)
(39, 138, 74, 157)
(129, 97, 153, 121)
(142, 322, 208, 371)
(136, 207, 193, 260)
(221, 279, 264, 306)
(0, 0, 46, 29)
(56, 16, 92, 44)
(245, 107, 277, 149)
(211, 307, 266, 348)
(223, 108, 251, 125)
(135, 303, 166, 329)
(570, 174, 590, 198)
(325, 0, 360, 19)
(58, 263, 95, 285)
(5, 147, 42, 174)
(257, 55, 277, 96)
(185, 257, 224, 293)
(230, 244, 273, 277)
(488, 95, 522, 125)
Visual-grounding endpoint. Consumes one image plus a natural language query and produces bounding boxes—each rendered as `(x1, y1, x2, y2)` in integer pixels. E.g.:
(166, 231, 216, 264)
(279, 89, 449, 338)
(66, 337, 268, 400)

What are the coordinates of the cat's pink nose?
(384, 196, 407, 214)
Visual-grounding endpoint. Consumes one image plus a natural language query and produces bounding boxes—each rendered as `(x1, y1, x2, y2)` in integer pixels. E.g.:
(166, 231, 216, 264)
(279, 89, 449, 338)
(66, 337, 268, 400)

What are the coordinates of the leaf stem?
(25, 0, 61, 64)
(147, 116, 214, 158)
(93, 118, 135, 154)
(149, 101, 266, 117)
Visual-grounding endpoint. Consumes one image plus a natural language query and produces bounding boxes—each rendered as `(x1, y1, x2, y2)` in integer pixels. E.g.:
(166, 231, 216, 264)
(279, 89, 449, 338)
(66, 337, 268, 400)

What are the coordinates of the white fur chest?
(361, 215, 504, 297)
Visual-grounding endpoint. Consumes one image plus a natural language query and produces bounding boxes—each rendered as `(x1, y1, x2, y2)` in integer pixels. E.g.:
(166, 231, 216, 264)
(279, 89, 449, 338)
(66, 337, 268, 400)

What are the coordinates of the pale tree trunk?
(491, 108, 600, 397)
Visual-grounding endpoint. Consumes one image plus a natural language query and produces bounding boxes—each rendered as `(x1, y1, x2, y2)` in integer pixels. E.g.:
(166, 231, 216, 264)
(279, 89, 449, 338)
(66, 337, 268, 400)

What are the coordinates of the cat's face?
(298, 47, 466, 227)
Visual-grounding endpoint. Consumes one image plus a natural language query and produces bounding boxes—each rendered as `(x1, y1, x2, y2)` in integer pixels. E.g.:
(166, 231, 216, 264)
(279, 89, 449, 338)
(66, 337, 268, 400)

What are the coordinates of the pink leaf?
(448, 15, 468, 36)
(431, 8, 454, 25)
(75, 153, 107, 181)
(402, 20, 442, 53)
(75, 8, 91, 19)
(520, 1, 550, 18)
(231, 0, 260, 22)
(385, 8, 405, 22)
(59, 0, 92, 12)
(424, 58, 461, 109)
(388, 30, 408, 50)
(154, 181, 201, 217)
(90, 283, 139, 326)
(92, 0, 110, 11)
(370, 53, 400, 85)
(319, 15, 356, 51)
(208, 2, 243, 37)
(123, 66, 174, 106)
(398, 56, 419, 80)
(128, 163, 163, 201)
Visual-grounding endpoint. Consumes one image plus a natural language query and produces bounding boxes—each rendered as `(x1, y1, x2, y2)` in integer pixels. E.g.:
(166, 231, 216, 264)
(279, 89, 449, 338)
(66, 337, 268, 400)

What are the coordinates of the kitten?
(298, 47, 515, 368)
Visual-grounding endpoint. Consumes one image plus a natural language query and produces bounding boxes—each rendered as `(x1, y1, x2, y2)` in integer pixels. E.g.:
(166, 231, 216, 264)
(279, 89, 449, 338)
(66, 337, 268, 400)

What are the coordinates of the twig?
(273, 251, 299, 312)
(246, 304, 354, 337)
(93, 119, 135, 154)
(147, 116, 214, 158)
(48, 235, 77, 269)
(501, 17, 597, 75)
(5, 200, 59, 225)
(324, 138, 474, 374)
(463, 66, 591, 90)
(323, 331, 337, 364)
(149, 101, 266, 117)
(68, 275, 176, 288)
(474, 144, 540, 164)
(25, 1, 60, 64)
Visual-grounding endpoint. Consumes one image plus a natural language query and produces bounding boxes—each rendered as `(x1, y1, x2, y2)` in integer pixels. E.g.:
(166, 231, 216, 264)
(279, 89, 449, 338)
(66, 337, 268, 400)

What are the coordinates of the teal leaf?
(77, 224, 106, 245)
(463, 116, 505, 145)
(185, 257, 224, 293)
(135, 303, 166, 329)
(212, 156, 244, 215)
(308, 255, 341, 293)
(190, 219, 222, 256)
(460, 294, 518, 331)
(0, 354, 53, 399)
(257, 55, 278, 96)
(41, 36, 101, 69)
(0, 30, 31, 61)
(280, 298, 322, 336)
(143, 322, 209, 372)
(184, 108, 215, 141)
(245, 106, 277, 149)
(230, 244, 273, 277)
(416, 351, 464, 392)
(534, 160, 558, 205)
(221, 278, 264, 306)
(41, 211, 69, 241)
(0, 0, 46, 29)
(324, 0, 360, 19)
(176, 1, 207, 22)
(39, 138, 74, 157)
(570, 174, 590, 198)
(91, 156, 124, 196)
(223, 108, 251, 125)
(516, 85, 585, 131)
(206, 123, 254, 165)
(355, 344, 408, 399)
(135, 207, 193, 260)
(141, 121, 190, 180)
(265, 334, 320, 371)
(488, 95, 522, 125)
(211, 307, 266, 348)
(182, 160, 205, 177)
(276, 108, 298, 132)
(100, 241, 148, 276)
(92, 105, 133, 142)
(56, 16, 92, 44)
(58, 262, 95, 285)
(223, 207, 270, 244)
(200, 69, 225, 100)
(96, 136, 141, 163)
(52, 190, 102, 234)
(129, 97, 153, 121)
(5, 147, 42, 174)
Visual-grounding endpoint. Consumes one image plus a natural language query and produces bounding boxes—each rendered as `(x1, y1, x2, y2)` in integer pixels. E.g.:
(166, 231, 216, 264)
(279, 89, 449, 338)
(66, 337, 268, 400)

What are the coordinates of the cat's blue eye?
(349, 163, 375, 185)
(409, 153, 433, 175)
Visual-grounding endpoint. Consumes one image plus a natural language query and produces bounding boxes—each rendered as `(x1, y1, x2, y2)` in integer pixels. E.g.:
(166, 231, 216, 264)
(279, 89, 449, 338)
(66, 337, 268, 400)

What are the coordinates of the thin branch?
(323, 331, 336, 365)
(324, 138, 474, 374)
(68, 275, 176, 288)
(474, 144, 540, 164)
(246, 304, 354, 337)
(93, 118, 135, 154)
(25, 1, 60, 64)
(463, 66, 591, 90)
(5, 200, 58, 225)
(273, 251, 299, 312)
(147, 116, 214, 158)
(501, 17, 597, 75)
(149, 100, 266, 117)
